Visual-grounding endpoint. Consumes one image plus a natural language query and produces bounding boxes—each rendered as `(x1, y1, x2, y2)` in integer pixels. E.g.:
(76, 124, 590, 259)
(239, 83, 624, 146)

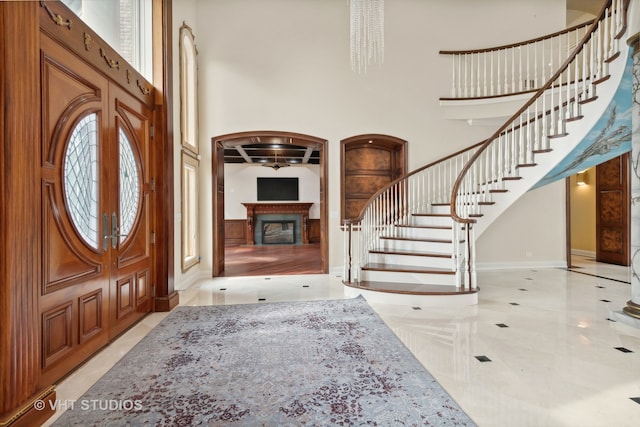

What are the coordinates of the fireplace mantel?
(242, 202, 313, 245)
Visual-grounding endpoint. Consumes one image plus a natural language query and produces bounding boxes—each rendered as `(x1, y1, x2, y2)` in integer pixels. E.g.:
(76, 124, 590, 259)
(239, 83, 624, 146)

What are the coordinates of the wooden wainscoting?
(225, 220, 247, 246)
(226, 218, 320, 246)
(309, 219, 321, 243)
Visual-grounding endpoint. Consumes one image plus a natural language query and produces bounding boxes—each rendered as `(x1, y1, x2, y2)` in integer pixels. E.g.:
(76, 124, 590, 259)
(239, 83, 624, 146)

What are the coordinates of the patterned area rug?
(53, 296, 475, 426)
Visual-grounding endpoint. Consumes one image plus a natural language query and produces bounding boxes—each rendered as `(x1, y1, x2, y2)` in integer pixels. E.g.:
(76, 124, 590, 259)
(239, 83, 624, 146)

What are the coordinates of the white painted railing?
(343, 0, 629, 291)
(440, 19, 609, 99)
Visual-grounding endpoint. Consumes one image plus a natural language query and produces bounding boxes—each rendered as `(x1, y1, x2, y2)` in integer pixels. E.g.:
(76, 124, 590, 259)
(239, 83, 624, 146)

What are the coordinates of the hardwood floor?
(222, 243, 323, 276)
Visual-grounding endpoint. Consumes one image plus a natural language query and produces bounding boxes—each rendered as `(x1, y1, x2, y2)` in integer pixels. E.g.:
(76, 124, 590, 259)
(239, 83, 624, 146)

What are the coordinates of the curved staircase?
(343, 0, 632, 306)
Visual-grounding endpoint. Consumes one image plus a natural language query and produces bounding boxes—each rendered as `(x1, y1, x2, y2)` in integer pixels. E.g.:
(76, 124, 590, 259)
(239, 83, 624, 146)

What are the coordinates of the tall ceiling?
(222, 0, 603, 167)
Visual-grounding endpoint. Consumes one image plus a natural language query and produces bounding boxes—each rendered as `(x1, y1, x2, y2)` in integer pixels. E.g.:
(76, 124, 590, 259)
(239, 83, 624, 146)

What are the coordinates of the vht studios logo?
(34, 399, 143, 411)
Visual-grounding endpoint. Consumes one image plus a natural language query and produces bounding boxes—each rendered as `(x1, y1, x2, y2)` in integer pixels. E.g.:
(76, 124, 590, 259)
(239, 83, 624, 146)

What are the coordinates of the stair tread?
(362, 263, 455, 274)
(412, 213, 452, 217)
(380, 236, 453, 243)
(396, 224, 452, 230)
(344, 280, 477, 295)
(370, 249, 452, 258)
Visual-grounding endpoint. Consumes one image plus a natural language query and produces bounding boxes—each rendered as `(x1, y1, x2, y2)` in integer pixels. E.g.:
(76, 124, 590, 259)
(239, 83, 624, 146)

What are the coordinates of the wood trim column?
(0, 2, 56, 426)
(152, 0, 178, 312)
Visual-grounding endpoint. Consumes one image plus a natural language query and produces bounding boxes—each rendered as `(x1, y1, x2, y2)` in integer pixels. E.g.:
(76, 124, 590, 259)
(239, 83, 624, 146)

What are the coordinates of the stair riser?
(394, 227, 453, 240)
(369, 253, 454, 269)
(411, 216, 454, 227)
(429, 205, 450, 215)
(361, 270, 456, 286)
(382, 239, 454, 253)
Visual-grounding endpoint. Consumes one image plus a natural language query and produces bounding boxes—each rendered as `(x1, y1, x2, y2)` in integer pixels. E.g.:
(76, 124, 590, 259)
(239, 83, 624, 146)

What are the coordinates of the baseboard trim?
(475, 261, 567, 270)
(571, 249, 596, 258)
(0, 387, 56, 427)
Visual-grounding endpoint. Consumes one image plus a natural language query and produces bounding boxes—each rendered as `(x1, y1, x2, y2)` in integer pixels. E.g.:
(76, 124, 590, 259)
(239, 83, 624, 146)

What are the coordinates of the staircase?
(342, 0, 632, 306)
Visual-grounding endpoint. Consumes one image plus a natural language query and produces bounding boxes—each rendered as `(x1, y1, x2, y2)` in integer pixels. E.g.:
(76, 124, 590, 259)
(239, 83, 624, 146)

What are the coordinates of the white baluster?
(476, 52, 481, 97)
(511, 46, 515, 93)
(464, 53, 468, 98)
(483, 52, 488, 96)
(518, 46, 523, 92)
(452, 54, 457, 97)
(504, 48, 508, 95)
(490, 50, 495, 95)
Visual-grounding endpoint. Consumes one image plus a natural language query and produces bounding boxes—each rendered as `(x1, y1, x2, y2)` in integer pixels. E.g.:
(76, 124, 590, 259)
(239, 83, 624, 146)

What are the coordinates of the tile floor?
(44, 258, 640, 426)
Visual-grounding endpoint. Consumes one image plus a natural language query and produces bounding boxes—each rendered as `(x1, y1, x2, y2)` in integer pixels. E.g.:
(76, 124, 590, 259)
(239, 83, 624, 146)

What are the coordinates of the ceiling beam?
(235, 145, 253, 163)
(302, 147, 314, 164)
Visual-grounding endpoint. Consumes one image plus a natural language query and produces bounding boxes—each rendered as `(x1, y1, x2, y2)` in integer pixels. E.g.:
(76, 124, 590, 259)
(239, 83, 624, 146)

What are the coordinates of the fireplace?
(242, 202, 313, 245)
(262, 221, 295, 244)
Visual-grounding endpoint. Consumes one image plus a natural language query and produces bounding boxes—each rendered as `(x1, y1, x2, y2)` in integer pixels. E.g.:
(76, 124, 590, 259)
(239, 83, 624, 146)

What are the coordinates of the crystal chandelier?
(350, 0, 384, 73)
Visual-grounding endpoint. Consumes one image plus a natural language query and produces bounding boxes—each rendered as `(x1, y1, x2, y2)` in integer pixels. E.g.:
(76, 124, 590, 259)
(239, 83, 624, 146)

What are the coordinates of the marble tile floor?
(44, 265, 640, 427)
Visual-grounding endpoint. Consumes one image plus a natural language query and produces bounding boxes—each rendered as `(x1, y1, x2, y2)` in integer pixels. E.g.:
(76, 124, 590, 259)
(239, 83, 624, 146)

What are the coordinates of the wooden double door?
(39, 33, 154, 384)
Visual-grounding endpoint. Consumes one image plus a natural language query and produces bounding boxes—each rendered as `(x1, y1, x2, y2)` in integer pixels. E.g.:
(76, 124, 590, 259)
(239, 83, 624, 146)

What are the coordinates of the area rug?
(53, 296, 476, 426)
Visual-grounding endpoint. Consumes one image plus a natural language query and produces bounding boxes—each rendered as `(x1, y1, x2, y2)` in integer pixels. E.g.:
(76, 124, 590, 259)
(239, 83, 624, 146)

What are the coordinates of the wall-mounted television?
(257, 177, 299, 201)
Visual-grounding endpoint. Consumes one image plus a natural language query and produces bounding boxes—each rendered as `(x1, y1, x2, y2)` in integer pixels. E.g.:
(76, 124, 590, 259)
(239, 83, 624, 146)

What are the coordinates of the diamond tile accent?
(475, 355, 492, 362)
(496, 323, 509, 328)
(614, 347, 633, 353)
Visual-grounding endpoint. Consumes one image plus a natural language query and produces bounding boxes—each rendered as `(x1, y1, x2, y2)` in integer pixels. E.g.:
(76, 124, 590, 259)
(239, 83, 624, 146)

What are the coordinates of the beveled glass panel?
(119, 127, 140, 243)
(63, 113, 100, 249)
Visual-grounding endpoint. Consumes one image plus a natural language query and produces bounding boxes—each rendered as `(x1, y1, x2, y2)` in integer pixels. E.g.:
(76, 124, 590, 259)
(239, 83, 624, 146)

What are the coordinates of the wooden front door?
(108, 84, 154, 339)
(39, 32, 153, 384)
(596, 153, 630, 265)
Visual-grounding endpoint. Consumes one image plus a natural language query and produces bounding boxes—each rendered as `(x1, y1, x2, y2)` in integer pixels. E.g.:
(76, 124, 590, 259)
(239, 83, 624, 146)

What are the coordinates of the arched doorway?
(211, 131, 328, 276)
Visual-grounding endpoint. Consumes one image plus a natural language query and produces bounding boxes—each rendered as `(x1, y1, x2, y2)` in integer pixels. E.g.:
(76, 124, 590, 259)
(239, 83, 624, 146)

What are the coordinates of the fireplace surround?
(242, 202, 313, 245)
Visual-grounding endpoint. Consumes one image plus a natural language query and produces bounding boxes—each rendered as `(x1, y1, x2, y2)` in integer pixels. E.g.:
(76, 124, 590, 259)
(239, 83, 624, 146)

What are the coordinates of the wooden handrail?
(439, 20, 595, 55)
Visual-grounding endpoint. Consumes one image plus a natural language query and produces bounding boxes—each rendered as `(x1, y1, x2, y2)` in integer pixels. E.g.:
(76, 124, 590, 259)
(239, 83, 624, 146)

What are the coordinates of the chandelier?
(350, 0, 384, 73)
(262, 150, 290, 171)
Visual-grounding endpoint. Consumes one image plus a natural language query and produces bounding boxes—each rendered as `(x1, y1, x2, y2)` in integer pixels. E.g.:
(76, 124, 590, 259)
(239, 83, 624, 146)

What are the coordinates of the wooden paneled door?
(39, 32, 153, 385)
(341, 135, 407, 222)
(596, 153, 630, 266)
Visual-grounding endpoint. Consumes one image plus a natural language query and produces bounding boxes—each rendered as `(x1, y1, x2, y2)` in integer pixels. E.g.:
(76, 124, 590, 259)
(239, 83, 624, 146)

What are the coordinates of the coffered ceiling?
(221, 136, 321, 166)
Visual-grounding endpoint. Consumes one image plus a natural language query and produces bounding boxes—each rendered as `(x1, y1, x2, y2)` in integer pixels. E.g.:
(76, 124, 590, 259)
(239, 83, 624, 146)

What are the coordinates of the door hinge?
(150, 124, 154, 139)
(151, 232, 156, 245)
(151, 285, 155, 297)
(151, 178, 155, 192)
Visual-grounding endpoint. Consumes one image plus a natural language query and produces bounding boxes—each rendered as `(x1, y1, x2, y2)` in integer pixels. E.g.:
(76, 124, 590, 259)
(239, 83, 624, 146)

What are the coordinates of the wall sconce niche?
(576, 170, 589, 186)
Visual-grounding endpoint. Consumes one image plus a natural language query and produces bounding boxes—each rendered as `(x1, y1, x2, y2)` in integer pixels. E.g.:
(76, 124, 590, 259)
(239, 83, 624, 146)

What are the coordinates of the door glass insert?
(63, 113, 100, 249)
(119, 127, 140, 243)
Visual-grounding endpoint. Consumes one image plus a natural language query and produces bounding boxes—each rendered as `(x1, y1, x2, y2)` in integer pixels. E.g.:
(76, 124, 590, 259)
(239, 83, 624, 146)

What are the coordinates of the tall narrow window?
(182, 154, 199, 271)
(64, 113, 100, 250)
(179, 23, 198, 155)
(179, 22, 200, 271)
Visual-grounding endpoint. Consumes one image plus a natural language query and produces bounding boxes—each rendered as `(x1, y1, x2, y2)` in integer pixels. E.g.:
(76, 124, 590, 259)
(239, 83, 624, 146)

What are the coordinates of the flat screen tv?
(257, 177, 299, 201)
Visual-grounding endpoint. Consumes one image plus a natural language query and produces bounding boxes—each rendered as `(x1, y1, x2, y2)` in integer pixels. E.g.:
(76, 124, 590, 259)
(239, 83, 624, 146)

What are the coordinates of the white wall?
(224, 164, 321, 219)
(173, 0, 569, 282)
(476, 181, 567, 269)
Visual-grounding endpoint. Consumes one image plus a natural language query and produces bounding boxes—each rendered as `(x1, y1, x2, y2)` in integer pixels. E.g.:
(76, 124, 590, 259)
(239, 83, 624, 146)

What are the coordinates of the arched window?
(179, 23, 200, 271)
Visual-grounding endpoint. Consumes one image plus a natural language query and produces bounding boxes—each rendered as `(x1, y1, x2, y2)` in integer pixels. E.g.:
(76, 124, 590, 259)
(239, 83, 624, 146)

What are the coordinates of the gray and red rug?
(53, 296, 475, 426)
